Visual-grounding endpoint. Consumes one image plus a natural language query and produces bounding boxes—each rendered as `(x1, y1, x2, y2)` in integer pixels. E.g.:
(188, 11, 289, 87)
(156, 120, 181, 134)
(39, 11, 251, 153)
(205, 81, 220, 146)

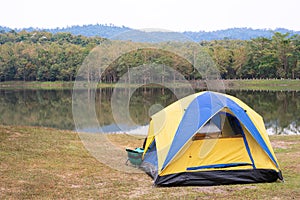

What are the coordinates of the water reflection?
(0, 89, 74, 129)
(0, 88, 299, 135)
(226, 90, 300, 135)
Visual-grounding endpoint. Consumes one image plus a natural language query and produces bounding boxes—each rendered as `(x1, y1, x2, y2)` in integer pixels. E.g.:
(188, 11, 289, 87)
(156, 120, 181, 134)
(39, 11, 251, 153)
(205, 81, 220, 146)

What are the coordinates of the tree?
(272, 32, 294, 78)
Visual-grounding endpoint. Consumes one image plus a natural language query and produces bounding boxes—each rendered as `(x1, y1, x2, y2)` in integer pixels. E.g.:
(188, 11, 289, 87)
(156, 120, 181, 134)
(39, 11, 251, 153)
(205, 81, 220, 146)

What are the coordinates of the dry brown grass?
(0, 125, 299, 199)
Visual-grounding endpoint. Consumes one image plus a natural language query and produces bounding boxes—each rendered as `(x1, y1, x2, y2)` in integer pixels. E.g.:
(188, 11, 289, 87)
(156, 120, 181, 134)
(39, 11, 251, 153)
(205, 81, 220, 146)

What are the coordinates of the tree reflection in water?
(0, 89, 299, 135)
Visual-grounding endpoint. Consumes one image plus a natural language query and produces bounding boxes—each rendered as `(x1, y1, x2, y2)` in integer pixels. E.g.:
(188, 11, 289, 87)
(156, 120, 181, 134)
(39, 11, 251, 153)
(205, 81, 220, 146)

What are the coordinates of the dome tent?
(141, 91, 283, 186)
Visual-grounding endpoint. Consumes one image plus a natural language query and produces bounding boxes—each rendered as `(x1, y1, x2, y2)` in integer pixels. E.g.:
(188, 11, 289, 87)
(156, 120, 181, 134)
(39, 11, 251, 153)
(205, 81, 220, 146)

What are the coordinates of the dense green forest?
(203, 32, 300, 79)
(0, 30, 299, 82)
(0, 30, 105, 81)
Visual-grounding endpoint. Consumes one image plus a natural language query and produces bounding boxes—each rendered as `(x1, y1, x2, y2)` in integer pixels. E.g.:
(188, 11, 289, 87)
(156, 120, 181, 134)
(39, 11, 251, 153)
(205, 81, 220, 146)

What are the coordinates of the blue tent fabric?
(141, 140, 158, 178)
(143, 140, 158, 167)
(162, 92, 225, 170)
(161, 92, 279, 171)
(186, 162, 252, 170)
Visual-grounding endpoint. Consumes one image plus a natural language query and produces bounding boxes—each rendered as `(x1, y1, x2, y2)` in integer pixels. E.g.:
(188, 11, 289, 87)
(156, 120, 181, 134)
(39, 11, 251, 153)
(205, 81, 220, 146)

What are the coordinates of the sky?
(1, 0, 300, 32)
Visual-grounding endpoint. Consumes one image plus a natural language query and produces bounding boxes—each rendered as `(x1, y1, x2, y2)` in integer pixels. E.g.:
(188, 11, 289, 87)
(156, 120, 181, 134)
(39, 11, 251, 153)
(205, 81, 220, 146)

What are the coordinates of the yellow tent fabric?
(143, 92, 203, 171)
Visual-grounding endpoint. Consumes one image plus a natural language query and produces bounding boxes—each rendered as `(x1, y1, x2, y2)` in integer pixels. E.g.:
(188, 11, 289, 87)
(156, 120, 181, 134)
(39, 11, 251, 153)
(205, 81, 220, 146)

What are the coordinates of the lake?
(0, 88, 299, 135)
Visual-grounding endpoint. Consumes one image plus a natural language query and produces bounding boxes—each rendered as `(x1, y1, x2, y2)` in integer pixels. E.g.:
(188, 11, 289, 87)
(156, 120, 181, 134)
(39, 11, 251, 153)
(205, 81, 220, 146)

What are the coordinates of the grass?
(1, 79, 300, 90)
(0, 125, 300, 199)
(0, 81, 74, 90)
(223, 79, 300, 91)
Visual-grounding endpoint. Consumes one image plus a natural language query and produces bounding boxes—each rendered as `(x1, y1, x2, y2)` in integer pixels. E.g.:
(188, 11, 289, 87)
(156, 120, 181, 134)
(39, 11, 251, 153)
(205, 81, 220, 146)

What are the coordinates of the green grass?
(224, 79, 300, 91)
(0, 125, 299, 199)
(0, 81, 74, 90)
(0, 81, 195, 90)
(1, 79, 300, 90)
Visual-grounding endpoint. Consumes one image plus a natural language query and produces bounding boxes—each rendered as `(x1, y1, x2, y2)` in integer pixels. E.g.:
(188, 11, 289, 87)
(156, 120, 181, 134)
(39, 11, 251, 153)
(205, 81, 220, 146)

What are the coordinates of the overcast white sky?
(1, 0, 299, 32)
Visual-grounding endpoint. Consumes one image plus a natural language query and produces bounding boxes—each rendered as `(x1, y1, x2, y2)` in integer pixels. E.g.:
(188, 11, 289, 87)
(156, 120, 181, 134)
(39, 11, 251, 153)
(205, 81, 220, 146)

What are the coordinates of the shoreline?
(0, 79, 300, 91)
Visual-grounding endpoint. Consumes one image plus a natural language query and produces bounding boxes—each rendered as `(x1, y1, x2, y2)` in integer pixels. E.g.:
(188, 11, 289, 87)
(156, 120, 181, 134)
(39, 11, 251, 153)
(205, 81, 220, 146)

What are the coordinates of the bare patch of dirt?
(192, 186, 226, 194)
(7, 131, 25, 141)
(228, 185, 257, 191)
(271, 141, 296, 149)
(128, 187, 153, 199)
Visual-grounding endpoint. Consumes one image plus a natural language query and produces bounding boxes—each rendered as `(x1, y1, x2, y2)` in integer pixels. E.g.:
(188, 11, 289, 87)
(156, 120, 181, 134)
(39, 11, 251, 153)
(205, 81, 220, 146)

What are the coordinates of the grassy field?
(1, 79, 300, 90)
(0, 125, 299, 199)
(0, 81, 75, 90)
(223, 79, 300, 91)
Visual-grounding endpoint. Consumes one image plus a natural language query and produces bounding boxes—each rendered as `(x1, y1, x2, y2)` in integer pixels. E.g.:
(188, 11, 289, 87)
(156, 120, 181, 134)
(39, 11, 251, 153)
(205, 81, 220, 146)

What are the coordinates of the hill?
(1, 24, 299, 41)
(0, 26, 12, 33)
(184, 27, 300, 41)
(46, 24, 132, 38)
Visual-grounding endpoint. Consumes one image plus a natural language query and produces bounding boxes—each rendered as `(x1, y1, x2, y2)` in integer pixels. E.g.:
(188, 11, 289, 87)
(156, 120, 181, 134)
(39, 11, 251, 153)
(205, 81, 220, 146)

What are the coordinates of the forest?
(0, 30, 299, 82)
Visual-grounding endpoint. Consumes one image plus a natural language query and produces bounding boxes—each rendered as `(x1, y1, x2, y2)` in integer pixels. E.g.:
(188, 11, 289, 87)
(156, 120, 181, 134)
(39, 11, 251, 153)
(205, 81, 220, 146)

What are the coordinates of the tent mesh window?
(192, 113, 243, 140)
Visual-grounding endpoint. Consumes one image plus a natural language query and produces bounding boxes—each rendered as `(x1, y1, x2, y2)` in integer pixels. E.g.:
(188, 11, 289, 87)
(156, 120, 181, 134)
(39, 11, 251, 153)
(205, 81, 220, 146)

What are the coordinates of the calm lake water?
(0, 88, 299, 135)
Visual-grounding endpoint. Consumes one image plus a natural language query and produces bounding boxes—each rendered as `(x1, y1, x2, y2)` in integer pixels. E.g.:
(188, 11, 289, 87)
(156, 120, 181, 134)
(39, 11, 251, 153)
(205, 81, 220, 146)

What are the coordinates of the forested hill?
(184, 28, 300, 41)
(45, 24, 132, 38)
(0, 30, 299, 82)
(1, 24, 299, 41)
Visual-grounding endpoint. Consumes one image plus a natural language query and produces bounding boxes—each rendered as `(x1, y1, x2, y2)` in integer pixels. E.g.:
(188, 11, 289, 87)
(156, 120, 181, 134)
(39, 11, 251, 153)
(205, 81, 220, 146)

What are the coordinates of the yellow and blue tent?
(141, 91, 283, 186)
